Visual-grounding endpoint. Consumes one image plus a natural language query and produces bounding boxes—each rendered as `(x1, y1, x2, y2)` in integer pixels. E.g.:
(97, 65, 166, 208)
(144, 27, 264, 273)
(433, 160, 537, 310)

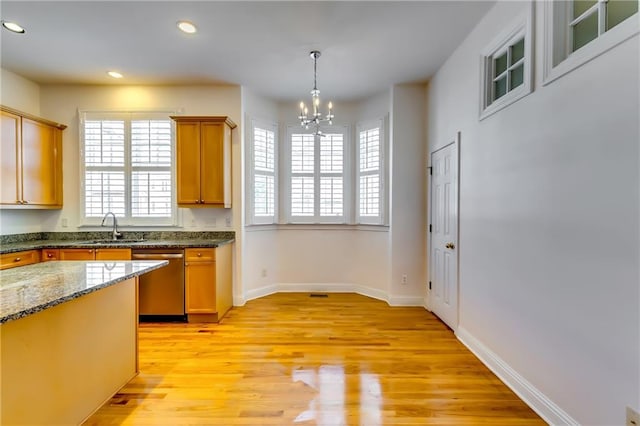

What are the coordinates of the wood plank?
(84, 293, 545, 425)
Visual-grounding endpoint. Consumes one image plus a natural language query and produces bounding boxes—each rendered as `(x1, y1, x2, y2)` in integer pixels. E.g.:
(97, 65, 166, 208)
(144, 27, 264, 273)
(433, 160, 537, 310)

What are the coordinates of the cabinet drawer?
(0, 250, 40, 270)
(41, 249, 60, 261)
(185, 248, 215, 262)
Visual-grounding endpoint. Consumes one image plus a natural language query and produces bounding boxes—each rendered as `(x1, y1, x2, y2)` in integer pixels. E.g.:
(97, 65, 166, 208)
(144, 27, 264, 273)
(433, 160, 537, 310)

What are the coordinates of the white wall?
(37, 84, 241, 233)
(426, 1, 639, 424)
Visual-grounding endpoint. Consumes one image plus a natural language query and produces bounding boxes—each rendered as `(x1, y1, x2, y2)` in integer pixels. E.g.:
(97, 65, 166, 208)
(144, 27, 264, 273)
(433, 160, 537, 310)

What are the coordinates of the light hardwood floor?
(84, 293, 545, 425)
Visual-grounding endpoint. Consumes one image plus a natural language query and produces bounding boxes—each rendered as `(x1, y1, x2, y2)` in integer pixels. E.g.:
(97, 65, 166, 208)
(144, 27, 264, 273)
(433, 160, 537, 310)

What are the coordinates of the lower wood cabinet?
(184, 244, 232, 322)
(58, 248, 131, 260)
(41, 249, 59, 261)
(0, 250, 40, 270)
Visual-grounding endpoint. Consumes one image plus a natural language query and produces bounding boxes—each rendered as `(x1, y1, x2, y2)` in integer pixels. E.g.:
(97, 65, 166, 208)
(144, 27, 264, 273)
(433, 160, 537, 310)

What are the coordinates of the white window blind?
(253, 126, 276, 219)
(288, 129, 346, 223)
(81, 112, 175, 226)
(357, 122, 384, 224)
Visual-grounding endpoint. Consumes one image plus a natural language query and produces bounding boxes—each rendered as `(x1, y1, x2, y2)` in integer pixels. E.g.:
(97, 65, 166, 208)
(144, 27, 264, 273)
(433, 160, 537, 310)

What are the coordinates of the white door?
(429, 138, 459, 330)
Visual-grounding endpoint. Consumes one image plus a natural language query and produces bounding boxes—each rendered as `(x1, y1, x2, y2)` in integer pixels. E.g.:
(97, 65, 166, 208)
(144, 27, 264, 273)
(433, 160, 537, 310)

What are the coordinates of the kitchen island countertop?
(0, 260, 168, 324)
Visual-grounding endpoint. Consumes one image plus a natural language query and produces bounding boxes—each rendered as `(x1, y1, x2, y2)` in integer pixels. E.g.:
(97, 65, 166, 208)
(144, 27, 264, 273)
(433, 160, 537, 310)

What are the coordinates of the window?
(248, 120, 278, 224)
(357, 120, 385, 225)
(544, 0, 638, 84)
(285, 126, 347, 223)
(480, 5, 533, 119)
(80, 111, 175, 226)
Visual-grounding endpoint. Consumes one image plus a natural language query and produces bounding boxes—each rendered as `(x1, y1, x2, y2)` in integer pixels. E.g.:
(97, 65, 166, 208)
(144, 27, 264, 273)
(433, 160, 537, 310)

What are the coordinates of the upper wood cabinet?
(171, 116, 236, 208)
(1, 106, 66, 209)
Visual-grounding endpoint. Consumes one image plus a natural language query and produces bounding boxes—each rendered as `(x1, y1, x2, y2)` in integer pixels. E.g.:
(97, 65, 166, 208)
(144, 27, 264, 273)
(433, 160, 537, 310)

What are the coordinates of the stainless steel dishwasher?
(132, 249, 185, 320)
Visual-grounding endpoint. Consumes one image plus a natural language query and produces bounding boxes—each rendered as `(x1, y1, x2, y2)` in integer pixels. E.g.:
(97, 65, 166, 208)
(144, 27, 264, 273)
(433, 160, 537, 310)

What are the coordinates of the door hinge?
(428, 281, 432, 290)
(429, 224, 432, 233)
(428, 166, 432, 175)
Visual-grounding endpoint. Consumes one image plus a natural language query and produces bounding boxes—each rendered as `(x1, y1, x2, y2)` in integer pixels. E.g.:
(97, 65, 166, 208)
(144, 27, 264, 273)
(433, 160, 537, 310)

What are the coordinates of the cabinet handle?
(14, 257, 21, 262)
(47, 253, 53, 258)
(200, 200, 204, 204)
(197, 252, 202, 257)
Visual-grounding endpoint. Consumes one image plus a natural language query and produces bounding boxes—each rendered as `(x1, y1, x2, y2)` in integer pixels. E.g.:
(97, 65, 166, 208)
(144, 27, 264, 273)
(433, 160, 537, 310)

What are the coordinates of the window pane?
(360, 128, 380, 172)
(607, 0, 638, 30)
(131, 120, 172, 167)
(320, 134, 343, 173)
(572, 11, 599, 51)
(291, 176, 314, 216)
(85, 171, 125, 217)
(509, 64, 524, 90)
(494, 52, 508, 77)
(255, 174, 275, 217)
(291, 134, 315, 173)
(493, 76, 507, 101)
(84, 120, 124, 166)
(131, 171, 172, 217)
(510, 38, 525, 64)
(254, 127, 275, 172)
(573, 0, 597, 19)
(359, 175, 380, 217)
(320, 177, 343, 216)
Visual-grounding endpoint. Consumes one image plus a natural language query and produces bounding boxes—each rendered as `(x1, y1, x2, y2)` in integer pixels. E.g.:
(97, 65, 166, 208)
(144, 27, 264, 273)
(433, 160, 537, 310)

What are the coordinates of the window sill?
(245, 223, 389, 232)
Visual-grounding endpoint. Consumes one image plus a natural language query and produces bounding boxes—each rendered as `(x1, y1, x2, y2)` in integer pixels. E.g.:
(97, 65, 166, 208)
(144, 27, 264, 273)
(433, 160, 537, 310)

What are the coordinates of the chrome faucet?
(101, 212, 122, 240)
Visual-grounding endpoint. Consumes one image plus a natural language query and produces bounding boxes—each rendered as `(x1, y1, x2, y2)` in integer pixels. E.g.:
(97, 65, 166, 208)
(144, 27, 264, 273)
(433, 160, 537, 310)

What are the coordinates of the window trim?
(283, 124, 351, 224)
(79, 110, 178, 228)
(356, 118, 387, 226)
(479, 3, 534, 120)
(247, 117, 279, 225)
(543, 0, 639, 85)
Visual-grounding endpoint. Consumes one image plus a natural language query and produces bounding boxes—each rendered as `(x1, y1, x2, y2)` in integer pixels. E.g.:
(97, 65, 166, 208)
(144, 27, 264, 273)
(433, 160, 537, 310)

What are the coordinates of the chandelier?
(298, 50, 334, 137)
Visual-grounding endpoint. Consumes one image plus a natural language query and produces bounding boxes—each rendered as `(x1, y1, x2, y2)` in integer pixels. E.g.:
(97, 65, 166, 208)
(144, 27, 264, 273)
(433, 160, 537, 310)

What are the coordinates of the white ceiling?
(1, 1, 494, 102)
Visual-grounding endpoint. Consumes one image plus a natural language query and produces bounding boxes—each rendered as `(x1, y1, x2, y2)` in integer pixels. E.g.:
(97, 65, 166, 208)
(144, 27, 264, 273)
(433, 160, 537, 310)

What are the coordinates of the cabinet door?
(95, 248, 131, 260)
(41, 249, 60, 262)
(21, 118, 61, 206)
(176, 122, 202, 205)
(0, 250, 40, 270)
(1, 111, 21, 205)
(200, 122, 224, 205)
(185, 249, 216, 314)
(59, 249, 95, 260)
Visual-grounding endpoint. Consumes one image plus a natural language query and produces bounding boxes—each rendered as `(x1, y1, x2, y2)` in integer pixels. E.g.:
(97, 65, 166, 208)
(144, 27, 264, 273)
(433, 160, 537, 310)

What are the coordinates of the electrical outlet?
(225, 216, 232, 227)
(401, 274, 407, 285)
(627, 406, 640, 426)
(61, 218, 68, 228)
(261, 269, 267, 278)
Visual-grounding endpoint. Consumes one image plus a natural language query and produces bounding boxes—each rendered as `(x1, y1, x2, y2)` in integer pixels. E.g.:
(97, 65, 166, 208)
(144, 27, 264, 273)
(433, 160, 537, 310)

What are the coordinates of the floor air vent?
(309, 293, 329, 298)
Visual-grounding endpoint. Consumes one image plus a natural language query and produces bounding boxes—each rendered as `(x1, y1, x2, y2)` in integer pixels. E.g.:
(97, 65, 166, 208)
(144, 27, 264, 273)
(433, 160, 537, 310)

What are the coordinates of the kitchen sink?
(84, 239, 146, 244)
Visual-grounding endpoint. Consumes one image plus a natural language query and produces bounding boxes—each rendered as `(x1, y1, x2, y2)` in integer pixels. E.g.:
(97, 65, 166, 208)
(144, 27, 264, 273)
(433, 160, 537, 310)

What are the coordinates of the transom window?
(80, 111, 176, 226)
(570, 0, 638, 52)
(480, 5, 533, 119)
(543, 0, 638, 84)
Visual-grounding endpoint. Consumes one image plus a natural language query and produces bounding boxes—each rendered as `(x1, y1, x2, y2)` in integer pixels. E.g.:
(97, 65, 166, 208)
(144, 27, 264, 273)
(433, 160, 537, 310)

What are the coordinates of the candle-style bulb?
(328, 102, 333, 110)
(300, 102, 304, 110)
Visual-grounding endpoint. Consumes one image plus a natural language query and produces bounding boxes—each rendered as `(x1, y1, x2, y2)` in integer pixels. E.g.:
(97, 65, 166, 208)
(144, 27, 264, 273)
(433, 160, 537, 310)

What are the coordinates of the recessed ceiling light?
(177, 21, 197, 34)
(2, 21, 25, 34)
(107, 71, 123, 79)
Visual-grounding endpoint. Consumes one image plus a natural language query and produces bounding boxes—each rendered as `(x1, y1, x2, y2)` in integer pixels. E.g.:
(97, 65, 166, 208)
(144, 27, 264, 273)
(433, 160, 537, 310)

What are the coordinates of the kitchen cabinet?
(171, 116, 236, 208)
(58, 248, 131, 260)
(0, 250, 40, 270)
(184, 244, 232, 322)
(1, 106, 65, 209)
(41, 249, 60, 261)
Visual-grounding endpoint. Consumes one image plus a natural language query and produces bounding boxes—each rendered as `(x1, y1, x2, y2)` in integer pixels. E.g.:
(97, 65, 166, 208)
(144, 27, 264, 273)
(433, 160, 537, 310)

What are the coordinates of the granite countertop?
(0, 260, 168, 324)
(0, 231, 235, 254)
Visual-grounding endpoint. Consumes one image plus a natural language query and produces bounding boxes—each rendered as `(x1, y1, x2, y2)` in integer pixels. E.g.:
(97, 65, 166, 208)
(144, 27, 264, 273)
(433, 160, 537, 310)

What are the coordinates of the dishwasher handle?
(132, 253, 184, 260)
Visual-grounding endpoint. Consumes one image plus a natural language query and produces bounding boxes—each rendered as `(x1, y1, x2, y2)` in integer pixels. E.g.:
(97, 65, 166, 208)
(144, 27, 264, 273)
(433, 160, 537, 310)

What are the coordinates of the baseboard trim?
(456, 327, 578, 426)
(241, 283, 424, 307)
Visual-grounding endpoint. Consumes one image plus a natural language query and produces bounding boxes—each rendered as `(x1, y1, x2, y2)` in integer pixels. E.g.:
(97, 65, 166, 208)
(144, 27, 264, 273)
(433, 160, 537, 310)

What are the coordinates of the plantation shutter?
(253, 125, 276, 222)
(357, 123, 384, 224)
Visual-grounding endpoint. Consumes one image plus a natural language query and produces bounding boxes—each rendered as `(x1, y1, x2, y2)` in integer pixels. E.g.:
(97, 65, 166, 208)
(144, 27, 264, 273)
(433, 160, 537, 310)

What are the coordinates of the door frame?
(426, 131, 461, 330)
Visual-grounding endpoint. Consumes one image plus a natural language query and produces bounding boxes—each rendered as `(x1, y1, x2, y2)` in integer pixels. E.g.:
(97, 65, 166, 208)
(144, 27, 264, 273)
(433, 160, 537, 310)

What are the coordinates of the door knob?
(446, 242, 456, 249)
